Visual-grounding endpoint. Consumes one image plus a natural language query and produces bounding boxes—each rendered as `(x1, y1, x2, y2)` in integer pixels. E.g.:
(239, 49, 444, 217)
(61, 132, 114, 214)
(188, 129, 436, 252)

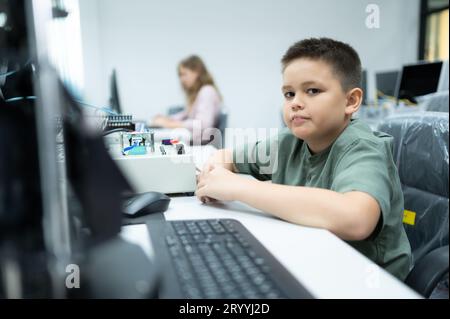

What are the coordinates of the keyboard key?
(193, 234, 205, 242)
(169, 246, 180, 257)
(179, 235, 191, 245)
(198, 221, 214, 234)
(221, 220, 237, 233)
(208, 220, 226, 233)
(185, 222, 201, 234)
(165, 235, 177, 246)
(184, 244, 193, 253)
(173, 222, 188, 235)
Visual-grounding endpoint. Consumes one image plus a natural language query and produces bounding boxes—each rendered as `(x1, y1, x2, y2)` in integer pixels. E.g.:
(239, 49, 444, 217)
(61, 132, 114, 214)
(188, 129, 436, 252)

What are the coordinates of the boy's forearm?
(232, 178, 378, 241)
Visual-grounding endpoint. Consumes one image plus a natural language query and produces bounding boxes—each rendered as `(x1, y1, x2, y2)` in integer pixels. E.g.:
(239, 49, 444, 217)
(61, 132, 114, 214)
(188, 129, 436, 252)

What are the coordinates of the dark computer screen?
(1, 0, 43, 246)
(0, 61, 34, 100)
(397, 61, 443, 102)
(376, 70, 399, 98)
(58, 78, 160, 298)
(109, 69, 122, 114)
(361, 69, 367, 105)
(1, 0, 154, 298)
(1, 0, 51, 298)
(0, 93, 44, 245)
(60, 78, 133, 245)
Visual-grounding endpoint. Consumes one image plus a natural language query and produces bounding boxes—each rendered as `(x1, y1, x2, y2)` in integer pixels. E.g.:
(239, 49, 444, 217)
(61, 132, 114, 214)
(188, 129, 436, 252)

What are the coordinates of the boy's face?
(282, 58, 352, 146)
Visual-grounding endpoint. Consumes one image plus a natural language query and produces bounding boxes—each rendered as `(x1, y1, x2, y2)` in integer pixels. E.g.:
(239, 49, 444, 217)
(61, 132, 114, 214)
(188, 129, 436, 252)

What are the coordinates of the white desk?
(121, 146, 421, 299)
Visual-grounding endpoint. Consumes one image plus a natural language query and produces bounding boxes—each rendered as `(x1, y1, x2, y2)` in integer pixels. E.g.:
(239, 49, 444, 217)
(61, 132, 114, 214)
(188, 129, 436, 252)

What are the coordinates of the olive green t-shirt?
(233, 119, 412, 280)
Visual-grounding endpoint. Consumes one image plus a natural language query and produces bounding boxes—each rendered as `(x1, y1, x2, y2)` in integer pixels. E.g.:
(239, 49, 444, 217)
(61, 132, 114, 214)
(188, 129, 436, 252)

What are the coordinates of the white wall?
(79, 0, 420, 129)
(79, 0, 105, 108)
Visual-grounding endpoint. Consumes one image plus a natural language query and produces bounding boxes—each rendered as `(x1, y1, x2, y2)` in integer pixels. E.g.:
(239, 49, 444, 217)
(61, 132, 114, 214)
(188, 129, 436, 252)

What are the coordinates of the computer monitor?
(0, 75, 43, 246)
(361, 69, 368, 105)
(1, 0, 56, 299)
(60, 79, 134, 242)
(437, 60, 449, 92)
(396, 61, 443, 103)
(1, 0, 44, 242)
(1, 0, 157, 299)
(109, 69, 122, 114)
(25, 0, 136, 245)
(376, 70, 399, 98)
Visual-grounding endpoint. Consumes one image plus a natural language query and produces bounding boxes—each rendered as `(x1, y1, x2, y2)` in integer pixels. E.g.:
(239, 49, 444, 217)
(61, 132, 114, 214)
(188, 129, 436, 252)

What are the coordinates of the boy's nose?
(290, 101, 305, 111)
(290, 95, 305, 110)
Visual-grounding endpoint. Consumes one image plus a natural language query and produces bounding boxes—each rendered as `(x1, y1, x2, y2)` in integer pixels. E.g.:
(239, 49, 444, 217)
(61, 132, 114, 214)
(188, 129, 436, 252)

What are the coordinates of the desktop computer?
(361, 69, 368, 105)
(109, 69, 122, 114)
(376, 70, 400, 98)
(0, 0, 52, 299)
(1, 0, 160, 299)
(396, 61, 443, 103)
(437, 60, 449, 92)
(41, 70, 161, 299)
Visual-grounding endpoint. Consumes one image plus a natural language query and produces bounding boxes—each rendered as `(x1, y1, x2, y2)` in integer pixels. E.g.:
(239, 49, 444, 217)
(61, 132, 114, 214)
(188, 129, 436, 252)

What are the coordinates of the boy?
(196, 38, 411, 280)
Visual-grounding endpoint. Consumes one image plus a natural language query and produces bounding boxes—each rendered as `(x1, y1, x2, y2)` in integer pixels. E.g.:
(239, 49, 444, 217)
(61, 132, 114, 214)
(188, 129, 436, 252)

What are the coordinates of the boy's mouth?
(291, 114, 310, 125)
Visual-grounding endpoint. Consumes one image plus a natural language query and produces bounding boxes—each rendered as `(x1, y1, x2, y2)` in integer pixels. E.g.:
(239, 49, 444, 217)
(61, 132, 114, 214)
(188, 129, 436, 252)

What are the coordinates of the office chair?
(377, 112, 449, 298)
(166, 105, 185, 116)
(199, 108, 228, 148)
(215, 108, 228, 148)
(165, 105, 227, 147)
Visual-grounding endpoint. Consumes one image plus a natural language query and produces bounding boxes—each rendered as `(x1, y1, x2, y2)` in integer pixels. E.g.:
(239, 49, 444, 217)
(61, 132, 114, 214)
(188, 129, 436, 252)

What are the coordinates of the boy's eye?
(284, 91, 295, 99)
(306, 88, 321, 95)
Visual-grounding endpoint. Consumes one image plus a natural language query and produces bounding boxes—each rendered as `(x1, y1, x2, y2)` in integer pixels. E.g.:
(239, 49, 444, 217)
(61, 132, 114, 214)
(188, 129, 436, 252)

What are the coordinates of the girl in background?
(152, 55, 222, 144)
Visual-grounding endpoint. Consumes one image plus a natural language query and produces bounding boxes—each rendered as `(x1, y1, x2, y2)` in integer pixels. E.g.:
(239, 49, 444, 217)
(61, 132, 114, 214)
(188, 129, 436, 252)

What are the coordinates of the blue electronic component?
(123, 144, 137, 153)
(128, 146, 147, 155)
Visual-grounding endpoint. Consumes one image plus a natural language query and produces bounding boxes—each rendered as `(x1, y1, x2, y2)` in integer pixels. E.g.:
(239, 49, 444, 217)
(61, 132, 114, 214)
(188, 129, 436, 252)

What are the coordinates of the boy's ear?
(345, 88, 363, 115)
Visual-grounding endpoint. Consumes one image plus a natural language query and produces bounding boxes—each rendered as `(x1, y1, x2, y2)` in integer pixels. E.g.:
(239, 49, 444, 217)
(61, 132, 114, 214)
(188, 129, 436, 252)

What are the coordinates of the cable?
(102, 128, 134, 136)
(4, 96, 37, 102)
(0, 70, 19, 77)
(0, 59, 34, 77)
(74, 99, 118, 115)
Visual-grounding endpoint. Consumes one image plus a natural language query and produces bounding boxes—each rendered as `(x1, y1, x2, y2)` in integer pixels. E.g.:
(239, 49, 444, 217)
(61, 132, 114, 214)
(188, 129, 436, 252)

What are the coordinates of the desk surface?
(122, 197, 421, 299)
(121, 145, 421, 299)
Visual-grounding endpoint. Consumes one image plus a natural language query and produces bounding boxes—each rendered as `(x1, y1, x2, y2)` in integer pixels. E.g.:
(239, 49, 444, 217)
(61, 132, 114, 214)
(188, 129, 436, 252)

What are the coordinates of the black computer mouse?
(122, 192, 171, 217)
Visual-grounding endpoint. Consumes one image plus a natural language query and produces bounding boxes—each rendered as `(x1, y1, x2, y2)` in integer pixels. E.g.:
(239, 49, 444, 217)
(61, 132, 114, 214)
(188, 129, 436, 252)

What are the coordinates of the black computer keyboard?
(160, 219, 313, 299)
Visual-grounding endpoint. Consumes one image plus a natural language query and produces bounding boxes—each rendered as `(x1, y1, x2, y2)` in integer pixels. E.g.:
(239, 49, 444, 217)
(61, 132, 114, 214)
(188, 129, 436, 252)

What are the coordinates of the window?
(419, 0, 449, 61)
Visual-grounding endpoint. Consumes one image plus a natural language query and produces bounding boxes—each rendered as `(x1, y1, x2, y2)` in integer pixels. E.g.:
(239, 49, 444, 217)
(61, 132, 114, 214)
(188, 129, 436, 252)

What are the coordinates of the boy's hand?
(196, 162, 216, 203)
(196, 165, 243, 203)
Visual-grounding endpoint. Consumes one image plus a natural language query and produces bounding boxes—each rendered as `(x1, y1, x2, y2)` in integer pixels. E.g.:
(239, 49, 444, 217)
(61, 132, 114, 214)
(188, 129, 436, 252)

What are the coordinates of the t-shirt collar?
(303, 119, 356, 162)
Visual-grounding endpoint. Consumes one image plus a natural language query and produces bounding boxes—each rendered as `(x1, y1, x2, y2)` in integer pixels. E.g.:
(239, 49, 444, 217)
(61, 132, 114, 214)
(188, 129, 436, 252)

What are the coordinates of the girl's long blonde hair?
(178, 55, 221, 107)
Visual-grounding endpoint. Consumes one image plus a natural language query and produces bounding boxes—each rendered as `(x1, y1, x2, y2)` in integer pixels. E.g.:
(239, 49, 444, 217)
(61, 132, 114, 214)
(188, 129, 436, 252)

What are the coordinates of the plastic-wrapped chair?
(377, 112, 449, 298)
(417, 91, 449, 113)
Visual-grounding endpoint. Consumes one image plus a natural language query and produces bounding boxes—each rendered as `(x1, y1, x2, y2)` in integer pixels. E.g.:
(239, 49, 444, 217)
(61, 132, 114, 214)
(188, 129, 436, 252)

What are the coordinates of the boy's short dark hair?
(282, 38, 362, 91)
